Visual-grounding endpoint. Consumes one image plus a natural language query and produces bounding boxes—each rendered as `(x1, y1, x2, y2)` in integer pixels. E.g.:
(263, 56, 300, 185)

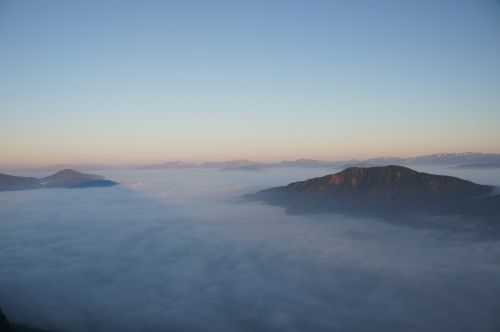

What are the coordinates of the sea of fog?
(1, 166, 500, 332)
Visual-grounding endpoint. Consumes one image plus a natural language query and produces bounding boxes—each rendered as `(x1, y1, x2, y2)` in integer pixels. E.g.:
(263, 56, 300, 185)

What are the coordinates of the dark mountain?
(246, 165, 497, 218)
(458, 194, 500, 218)
(0, 170, 117, 192)
(0, 174, 41, 191)
(0, 307, 10, 331)
(0, 307, 53, 332)
(40, 169, 116, 188)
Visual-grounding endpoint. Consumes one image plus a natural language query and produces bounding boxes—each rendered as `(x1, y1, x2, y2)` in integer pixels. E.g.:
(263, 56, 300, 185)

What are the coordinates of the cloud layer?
(1, 168, 500, 332)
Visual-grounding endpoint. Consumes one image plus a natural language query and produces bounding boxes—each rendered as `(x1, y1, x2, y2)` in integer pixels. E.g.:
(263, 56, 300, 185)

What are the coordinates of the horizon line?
(2, 151, 500, 171)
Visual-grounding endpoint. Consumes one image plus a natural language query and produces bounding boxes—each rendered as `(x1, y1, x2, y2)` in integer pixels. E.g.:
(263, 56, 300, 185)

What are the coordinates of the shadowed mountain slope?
(40, 169, 116, 188)
(0, 174, 41, 191)
(0, 170, 117, 192)
(246, 165, 497, 218)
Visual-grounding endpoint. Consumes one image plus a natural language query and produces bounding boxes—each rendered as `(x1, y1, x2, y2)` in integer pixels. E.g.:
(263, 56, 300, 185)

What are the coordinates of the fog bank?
(1, 168, 500, 332)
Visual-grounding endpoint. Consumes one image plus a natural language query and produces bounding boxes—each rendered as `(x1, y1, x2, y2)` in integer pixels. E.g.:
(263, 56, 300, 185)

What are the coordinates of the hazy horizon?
(3, 150, 500, 170)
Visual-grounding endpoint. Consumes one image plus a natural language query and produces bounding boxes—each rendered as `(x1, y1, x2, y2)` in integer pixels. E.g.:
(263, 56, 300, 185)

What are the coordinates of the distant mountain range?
(246, 165, 499, 219)
(135, 158, 338, 170)
(136, 159, 263, 170)
(6, 152, 500, 172)
(276, 158, 338, 168)
(136, 152, 500, 170)
(341, 152, 500, 168)
(16, 163, 118, 172)
(0, 169, 117, 192)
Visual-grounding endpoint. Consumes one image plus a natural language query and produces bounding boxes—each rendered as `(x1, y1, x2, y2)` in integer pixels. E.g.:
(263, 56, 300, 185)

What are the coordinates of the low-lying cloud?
(1, 169, 500, 332)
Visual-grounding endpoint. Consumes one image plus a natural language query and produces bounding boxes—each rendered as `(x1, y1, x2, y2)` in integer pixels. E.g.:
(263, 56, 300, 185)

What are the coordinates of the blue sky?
(1, 0, 499, 166)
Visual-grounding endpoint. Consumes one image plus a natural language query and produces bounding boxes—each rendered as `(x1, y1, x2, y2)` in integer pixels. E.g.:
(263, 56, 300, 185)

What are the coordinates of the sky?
(1, 0, 500, 167)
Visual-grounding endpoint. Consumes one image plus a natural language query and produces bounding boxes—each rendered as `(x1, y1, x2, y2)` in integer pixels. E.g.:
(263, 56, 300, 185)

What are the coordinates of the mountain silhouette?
(246, 165, 497, 218)
(0, 169, 117, 192)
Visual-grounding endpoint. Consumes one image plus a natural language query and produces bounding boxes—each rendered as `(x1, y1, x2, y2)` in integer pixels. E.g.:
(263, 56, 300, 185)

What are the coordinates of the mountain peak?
(41, 169, 103, 182)
(53, 168, 84, 175)
(40, 169, 112, 188)
(288, 165, 489, 198)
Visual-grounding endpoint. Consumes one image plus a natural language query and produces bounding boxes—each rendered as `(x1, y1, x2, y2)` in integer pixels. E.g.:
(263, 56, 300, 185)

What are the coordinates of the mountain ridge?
(135, 152, 500, 170)
(7, 152, 500, 172)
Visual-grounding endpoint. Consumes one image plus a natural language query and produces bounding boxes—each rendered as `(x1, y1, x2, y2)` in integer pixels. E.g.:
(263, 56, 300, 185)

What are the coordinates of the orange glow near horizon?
(2, 137, 500, 169)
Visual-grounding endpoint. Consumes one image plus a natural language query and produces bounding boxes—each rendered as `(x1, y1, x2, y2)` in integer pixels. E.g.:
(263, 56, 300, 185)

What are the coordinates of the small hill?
(40, 169, 115, 188)
(0, 170, 117, 192)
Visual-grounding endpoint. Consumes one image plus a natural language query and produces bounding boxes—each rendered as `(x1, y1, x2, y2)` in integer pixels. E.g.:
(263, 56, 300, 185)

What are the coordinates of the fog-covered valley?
(1, 167, 500, 332)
